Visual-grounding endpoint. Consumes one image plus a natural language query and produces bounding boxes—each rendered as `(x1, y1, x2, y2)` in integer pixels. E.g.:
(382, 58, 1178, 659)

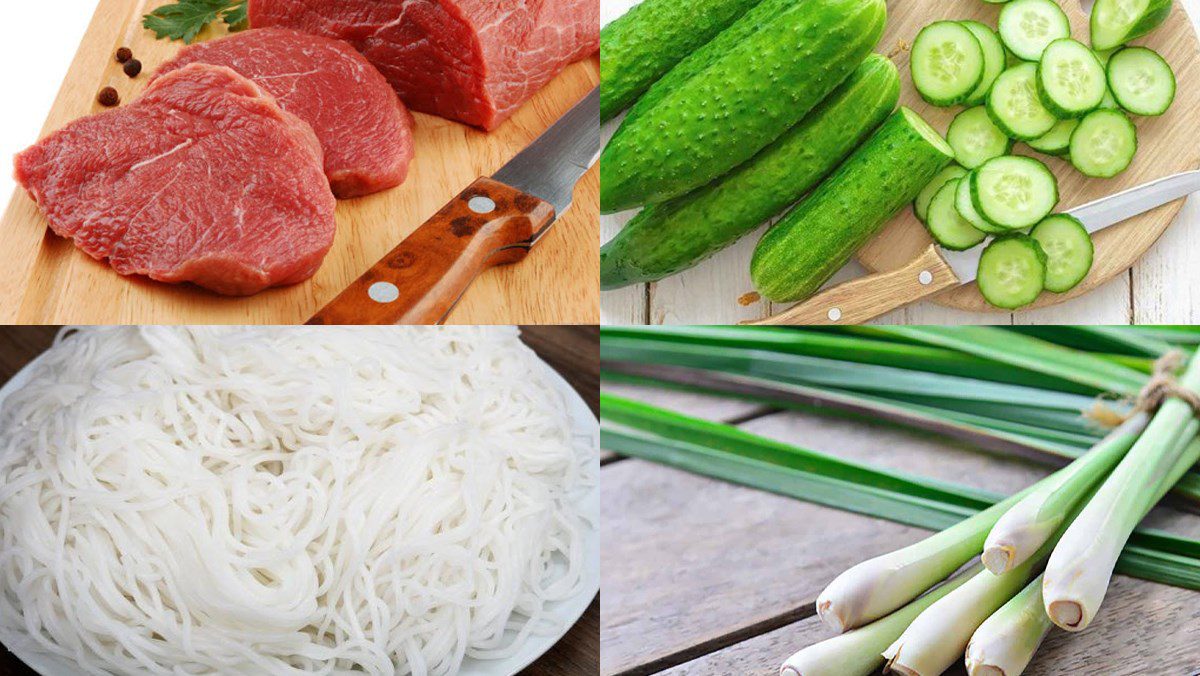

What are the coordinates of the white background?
(600, 0, 1200, 325)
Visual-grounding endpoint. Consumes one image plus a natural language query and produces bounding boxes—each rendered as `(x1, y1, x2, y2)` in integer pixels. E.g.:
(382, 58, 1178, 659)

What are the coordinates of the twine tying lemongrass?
(1086, 350, 1200, 426)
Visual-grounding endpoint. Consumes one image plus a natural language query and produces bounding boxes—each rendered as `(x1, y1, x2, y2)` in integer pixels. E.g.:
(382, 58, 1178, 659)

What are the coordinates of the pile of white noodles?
(0, 326, 595, 675)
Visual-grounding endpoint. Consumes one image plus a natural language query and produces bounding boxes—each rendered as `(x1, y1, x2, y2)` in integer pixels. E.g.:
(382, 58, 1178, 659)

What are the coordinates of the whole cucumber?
(601, 0, 765, 122)
(750, 108, 955, 303)
(600, 0, 887, 214)
(599, 55, 900, 289)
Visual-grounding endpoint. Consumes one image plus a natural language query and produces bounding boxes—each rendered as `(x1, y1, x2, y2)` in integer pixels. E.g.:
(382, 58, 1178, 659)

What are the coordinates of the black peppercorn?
(97, 87, 120, 107)
(123, 59, 142, 78)
(115, 47, 133, 64)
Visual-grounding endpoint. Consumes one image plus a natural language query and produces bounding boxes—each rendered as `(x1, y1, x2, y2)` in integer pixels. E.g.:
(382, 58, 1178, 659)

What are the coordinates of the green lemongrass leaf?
(599, 396, 1200, 589)
(1126, 325, 1200, 346)
(599, 364, 1200, 504)
(599, 326, 1099, 394)
(601, 337, 1102, 413)
(892, 394, 1108, 437)
(1006, 325, 1176, 358)
(853, 326, 1148, 396)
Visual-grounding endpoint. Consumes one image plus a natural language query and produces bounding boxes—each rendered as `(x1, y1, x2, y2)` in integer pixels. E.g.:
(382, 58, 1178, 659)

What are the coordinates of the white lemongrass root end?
(780, 667, 801, 676)
(1046, 599, 1086, 632)
(966, 663, 1005, 676)
(980, 546, 1013, 575)
(815, 596, 846, 633)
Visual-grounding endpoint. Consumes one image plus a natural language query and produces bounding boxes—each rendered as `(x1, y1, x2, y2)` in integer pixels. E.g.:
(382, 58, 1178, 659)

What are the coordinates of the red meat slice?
(155, 28, 414, 198)
(247, 0, 599, 130)
(14, 64, 336, 296)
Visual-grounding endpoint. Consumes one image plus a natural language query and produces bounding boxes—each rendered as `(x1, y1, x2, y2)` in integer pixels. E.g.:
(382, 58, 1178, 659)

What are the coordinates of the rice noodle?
(0, 326, 596, 675)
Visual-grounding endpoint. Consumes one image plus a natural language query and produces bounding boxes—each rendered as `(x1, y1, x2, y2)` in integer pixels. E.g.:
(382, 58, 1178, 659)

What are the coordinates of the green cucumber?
(1030, 214, 1094, 292)
(1107, 46, 1176, 116)
(926, 179, 987, 251)
(751, 107, 954, 302)
(1027, 119, 1079, 156)
(1069, 108, 1138, 178)
(998, 0, 1070, 61)
(947, 106, 1013, 169)
(599, 55, 900, 289)
(977, 234, 1048, 309)
(1037, 38, 1107, 118)
(971, 156, 1059, 230)
(600, 0, 887, 213)
(600, 0, 766, 122)
(915, 164, 968, 223)
(987, 63, 1058, 141)
(911, 21, 985, 106)
(961, 21, 1008, 107)
(957, 170, 1009, 235)
(1091, 0, 1173, 51)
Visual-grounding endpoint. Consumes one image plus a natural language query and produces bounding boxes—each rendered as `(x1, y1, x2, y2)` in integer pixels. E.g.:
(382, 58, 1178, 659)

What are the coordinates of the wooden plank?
(600, 401, 1200, 675)
(1132, 198, 1200, 323)
(0, 0, 598, 325)
(660, 576, 1200, 676)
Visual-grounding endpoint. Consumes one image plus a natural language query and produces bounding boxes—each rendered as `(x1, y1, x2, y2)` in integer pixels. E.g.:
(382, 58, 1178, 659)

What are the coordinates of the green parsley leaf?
(142, 0, 247, 44)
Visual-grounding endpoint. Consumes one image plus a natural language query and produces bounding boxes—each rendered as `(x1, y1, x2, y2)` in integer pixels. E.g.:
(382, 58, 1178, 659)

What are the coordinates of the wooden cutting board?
(857, 0, 1200, 313)
(0, 0, 599, 325)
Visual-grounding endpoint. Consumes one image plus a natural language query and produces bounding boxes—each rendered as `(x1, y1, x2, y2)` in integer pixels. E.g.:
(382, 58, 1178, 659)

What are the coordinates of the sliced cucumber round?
(1030, 214, 1094, 293)
(956, 170, 1008, 235)
(1069, 108, 1137, 178)
(1027, 118, 1079, 157)
(1107, 46, 1176, 116)
(999, 0, 1071, 61)
(1037, 39, 1107, 118)
(971, 155, 1059, 230)
(1091, 0, 1173, 52)
(961, 21, 1009, 107)
(915, 164, 968, 223)
(926, 179, 988, 250)
(987, 63, 1058, 141)
(947, 106, 1013, 169)
(977, 234, 1048, 309)
(912, 21, 986, 106)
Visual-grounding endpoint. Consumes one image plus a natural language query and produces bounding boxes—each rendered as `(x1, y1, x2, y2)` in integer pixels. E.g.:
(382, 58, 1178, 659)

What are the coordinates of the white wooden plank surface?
(600, 0, 1200, 325)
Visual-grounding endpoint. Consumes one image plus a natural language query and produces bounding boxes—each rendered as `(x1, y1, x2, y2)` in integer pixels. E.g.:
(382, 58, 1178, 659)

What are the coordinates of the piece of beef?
(247, 0, 599, 130)
(155, 28, 414, 198)
(14, 64, 336, 296)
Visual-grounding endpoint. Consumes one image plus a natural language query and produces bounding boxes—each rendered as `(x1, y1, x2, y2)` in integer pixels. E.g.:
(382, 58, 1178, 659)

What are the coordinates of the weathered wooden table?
(0, 326, 599, 676)
(601, 383, 1200, 675)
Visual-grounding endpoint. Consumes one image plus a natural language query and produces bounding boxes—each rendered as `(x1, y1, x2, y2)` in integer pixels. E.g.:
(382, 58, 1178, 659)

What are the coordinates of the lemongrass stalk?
(1043, 355, 1200, 631)
(815, 417, 1146, 632)
(1044, 432, 1200, 631)
(781, 565, 983, 676)
(982, 413, 1149, 574)
(964, 574, 1053, 676)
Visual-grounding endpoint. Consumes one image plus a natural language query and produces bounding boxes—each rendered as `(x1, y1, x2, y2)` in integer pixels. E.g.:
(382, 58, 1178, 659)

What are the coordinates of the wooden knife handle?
(308, 177, 555, 325)
(744, 245, 959, 325)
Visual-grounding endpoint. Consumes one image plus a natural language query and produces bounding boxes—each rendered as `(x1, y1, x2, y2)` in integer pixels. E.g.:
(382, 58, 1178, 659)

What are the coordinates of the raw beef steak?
(247, 0, 600, 130)
(14, 64, 336, 296)
(155, 28, 414, 198)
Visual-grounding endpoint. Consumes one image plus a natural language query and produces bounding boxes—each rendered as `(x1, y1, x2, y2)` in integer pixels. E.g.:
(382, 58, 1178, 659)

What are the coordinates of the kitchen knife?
(308, 87, 600, 325)
(747, 170, 1200, 325)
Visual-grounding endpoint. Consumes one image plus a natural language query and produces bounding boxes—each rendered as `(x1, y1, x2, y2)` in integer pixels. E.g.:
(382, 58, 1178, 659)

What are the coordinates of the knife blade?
(941, 169, 1200, 284)
(307, 86, 601, 326)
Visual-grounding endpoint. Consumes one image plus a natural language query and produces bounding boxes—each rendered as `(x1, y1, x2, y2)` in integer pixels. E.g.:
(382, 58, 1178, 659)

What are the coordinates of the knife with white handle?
(747, 170, 1200, 325)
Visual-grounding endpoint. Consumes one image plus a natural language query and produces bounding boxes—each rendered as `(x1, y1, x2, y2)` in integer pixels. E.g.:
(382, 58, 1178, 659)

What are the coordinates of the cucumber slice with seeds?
(987, 63, 1058, 140)
(912, 21, 986, 106)
(1027, 119, 1079, 156)
(956, 171, 1009, 235)
(1107, 46, 1176, 116)
(971, 155, 1059, 230)
(961, 21, 1009, 107)
(999, 0, 1071, 61)
(927, 179, 988, 250)
(1037, 39, 1107, 118)
(977, 234, 1048, 309)
(1069, 109, 1137, 177)
(915, 164, 968, 223)
(1091, 0, 1173, 51)
(1030, 214, 1094, 292)
(947, 106, 1013, 169)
